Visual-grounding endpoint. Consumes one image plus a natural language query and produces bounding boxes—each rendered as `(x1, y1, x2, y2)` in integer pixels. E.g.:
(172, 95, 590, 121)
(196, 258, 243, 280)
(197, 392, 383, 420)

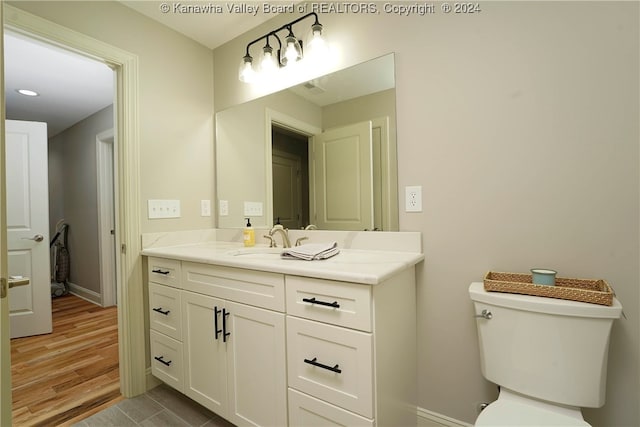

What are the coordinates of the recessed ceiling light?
(16, 89, 39, 97)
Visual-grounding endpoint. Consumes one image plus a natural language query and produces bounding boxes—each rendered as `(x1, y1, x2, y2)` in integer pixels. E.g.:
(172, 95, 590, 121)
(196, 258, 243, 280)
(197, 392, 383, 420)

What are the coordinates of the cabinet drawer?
(287, 316, 373, 418)
(288, 388, 374, 427)
(148, 257, 181, 288)
(149, 283, 182, 340)
(182, 262, 285, 311)
(150, 330, 184, 392)
(286, 276, 372, 332)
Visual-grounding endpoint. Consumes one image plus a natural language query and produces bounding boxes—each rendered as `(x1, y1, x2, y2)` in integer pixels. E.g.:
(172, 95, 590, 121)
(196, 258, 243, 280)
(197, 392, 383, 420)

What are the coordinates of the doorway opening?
(271, 125, 309, 230)
(5, 30, 116, 308)
(4, 26, 120, 423)
(3, 5, 146, 416)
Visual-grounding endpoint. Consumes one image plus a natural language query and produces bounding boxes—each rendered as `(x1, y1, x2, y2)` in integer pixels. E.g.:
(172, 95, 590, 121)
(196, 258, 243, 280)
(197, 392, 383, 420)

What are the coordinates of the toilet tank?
(468, 282, 622, 408)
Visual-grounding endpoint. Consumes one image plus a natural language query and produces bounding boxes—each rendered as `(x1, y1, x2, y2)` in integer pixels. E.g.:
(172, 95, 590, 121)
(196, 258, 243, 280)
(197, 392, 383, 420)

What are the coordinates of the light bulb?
(306, 23, 328, 64)
(260, 45, 278, 76)
(238, 55, 255, 83)
(282, 32, 302, 67)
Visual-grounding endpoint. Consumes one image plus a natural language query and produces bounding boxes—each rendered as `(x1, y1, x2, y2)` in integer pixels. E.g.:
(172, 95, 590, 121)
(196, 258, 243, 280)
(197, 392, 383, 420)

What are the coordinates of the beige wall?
(48, 105, 113, 295)
(214, 2, 639, 426)
(10, 0, 216, 234)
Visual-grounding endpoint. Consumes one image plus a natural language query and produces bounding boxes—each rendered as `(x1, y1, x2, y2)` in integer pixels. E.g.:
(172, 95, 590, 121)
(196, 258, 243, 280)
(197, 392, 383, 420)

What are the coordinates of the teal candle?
(531, 268, 557, 286)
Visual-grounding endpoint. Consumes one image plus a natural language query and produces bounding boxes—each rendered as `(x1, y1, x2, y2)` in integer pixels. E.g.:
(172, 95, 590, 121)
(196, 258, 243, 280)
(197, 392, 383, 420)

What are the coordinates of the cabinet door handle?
(222, 308, 231, 343)
(304, 357, 342, 374)
(151, 269, 170, 275)
(214, 306, 222, 340)
(152, 307, 170, 316)
(154, 356, 172, 367)
(302, 297, 340, 308)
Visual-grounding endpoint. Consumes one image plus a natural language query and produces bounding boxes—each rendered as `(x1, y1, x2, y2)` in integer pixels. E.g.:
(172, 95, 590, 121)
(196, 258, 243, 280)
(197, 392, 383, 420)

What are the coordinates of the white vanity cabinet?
(145, 251, 418, 427)
(150, 259, 288, 427)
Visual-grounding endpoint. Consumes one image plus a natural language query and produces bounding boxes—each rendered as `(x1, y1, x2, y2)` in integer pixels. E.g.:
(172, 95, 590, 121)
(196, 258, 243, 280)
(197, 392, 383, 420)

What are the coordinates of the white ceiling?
(4, 1, 269, 138)
(4, 32, 114, 137)
(119, 0, 274, 50)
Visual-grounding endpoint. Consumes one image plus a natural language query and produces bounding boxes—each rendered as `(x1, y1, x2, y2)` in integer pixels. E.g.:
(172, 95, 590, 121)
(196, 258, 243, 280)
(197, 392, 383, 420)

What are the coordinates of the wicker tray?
(483, 271, 614, 306)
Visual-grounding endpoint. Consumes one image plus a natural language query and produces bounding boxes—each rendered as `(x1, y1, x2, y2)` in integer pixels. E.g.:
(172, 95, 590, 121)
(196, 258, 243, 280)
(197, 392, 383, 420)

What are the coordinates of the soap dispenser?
(243, 218, 255, 247)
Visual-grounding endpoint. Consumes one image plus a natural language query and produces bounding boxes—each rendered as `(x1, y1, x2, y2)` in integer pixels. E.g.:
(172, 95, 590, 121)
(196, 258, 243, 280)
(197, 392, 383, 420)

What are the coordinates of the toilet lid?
(475, 398, 590, 426)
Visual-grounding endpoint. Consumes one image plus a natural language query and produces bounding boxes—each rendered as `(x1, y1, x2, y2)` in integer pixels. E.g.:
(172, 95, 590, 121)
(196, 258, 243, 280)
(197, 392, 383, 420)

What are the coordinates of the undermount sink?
(227, 247, 284, 258)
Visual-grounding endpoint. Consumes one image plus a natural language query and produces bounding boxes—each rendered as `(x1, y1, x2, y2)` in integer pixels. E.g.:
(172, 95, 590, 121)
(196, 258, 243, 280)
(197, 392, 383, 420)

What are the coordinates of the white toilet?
(468, 282, 622, 426)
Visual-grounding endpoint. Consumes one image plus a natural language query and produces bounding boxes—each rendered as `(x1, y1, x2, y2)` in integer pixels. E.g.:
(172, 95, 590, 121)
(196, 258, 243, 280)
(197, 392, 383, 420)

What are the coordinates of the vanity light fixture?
(239, 12, 328, 83)
(16, 89, 39, 97)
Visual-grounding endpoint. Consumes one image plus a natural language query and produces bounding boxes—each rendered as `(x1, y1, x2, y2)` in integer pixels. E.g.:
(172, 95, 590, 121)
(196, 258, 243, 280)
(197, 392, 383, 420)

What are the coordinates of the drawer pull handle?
(302, 297, 340, 309)
(223, 308, 231, 343)
(214, 306, 222, 340)
(304, 357, 342, 374)
(152, 307, 170, 316)
(154, 356, 172, 367)
(152, 269, 170, 275)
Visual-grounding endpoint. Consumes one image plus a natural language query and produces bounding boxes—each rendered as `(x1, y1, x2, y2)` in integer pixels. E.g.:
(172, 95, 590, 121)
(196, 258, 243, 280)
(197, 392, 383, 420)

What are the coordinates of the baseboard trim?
(67, 282, 102, 306)
(418, 406, 472, 427)
(145, 368, 162, 391)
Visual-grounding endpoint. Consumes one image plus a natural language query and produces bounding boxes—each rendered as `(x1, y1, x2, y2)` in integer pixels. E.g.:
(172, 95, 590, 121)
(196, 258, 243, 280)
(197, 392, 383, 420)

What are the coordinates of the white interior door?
(272, 150, 302, 230)
(312, 121, 373, 231)
(6, 120, 52, 338)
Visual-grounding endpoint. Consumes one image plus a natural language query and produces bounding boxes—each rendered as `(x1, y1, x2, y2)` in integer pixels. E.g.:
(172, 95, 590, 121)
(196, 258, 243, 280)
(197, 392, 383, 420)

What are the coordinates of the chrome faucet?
(269, 224, 291, 248)
(304, 224, 318, 230)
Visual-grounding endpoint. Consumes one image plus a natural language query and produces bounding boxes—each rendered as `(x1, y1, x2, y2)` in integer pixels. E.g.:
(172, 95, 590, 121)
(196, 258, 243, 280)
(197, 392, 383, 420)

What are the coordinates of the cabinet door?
(226, 301, 287, 427)
(182, 291, 228, 416)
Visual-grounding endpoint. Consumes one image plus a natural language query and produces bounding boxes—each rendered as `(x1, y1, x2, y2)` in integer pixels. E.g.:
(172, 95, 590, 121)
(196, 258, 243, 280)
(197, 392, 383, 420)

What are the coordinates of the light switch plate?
(200, 200, 211, 217)
(219, 200, 229, 216)
(244, 201, 263, 217)
(405, 186, 422, 212)
(148, 199, 181, 219)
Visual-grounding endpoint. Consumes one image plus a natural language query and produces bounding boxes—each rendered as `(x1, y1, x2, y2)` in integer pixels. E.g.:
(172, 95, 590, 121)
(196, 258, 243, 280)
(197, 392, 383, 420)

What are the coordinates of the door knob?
(2, 276, 31, 298)
(22, 234, 44, 242)
(8, 276, 30, 288)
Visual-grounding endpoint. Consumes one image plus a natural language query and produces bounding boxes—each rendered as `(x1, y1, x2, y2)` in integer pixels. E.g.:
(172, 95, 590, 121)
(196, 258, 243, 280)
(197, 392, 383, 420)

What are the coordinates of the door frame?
(1, 4, 10, 424)
(96, 128, 116, 307)
(3, 5, 145, 403)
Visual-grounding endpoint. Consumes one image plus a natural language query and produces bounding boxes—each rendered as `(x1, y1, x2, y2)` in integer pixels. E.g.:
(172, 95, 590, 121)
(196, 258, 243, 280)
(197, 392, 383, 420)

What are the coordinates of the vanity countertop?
(142, 242, 423, 285)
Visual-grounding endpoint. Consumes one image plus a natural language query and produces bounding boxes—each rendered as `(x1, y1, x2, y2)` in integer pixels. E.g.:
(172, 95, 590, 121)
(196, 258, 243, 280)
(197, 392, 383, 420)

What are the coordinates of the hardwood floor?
(11, 294, 122, 426)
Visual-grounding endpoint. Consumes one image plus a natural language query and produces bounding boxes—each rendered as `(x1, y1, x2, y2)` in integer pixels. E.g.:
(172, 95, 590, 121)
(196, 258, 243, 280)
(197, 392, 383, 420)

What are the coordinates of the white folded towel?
(281, 241, 340, 261)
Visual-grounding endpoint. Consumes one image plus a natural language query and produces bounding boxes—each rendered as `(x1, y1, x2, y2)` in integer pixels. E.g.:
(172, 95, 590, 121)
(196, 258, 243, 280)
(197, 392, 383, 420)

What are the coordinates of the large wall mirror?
(216, 53, 398, 231)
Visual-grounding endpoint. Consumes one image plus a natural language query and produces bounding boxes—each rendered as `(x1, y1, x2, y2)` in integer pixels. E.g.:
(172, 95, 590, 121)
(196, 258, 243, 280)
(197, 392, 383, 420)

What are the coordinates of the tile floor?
(73, 383, 236, 427)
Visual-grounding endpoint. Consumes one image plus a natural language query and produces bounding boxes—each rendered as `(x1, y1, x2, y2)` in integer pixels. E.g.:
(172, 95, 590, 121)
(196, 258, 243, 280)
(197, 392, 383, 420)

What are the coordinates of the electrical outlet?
(405, 186, 422, 212)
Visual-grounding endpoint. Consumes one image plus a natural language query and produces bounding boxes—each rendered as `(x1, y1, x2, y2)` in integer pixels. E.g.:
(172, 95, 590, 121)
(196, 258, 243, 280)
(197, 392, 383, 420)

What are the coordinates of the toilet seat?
(475, 389, 590, 427)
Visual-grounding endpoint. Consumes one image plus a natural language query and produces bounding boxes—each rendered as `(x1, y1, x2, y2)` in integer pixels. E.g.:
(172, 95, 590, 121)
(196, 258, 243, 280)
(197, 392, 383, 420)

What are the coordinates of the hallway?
(11, 294, 120, 426)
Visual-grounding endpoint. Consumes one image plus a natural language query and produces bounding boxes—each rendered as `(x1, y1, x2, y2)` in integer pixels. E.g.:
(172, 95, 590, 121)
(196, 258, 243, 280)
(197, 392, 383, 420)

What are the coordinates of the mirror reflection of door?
(312, 120, 374, 231)
(272, 125, 309, 230)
